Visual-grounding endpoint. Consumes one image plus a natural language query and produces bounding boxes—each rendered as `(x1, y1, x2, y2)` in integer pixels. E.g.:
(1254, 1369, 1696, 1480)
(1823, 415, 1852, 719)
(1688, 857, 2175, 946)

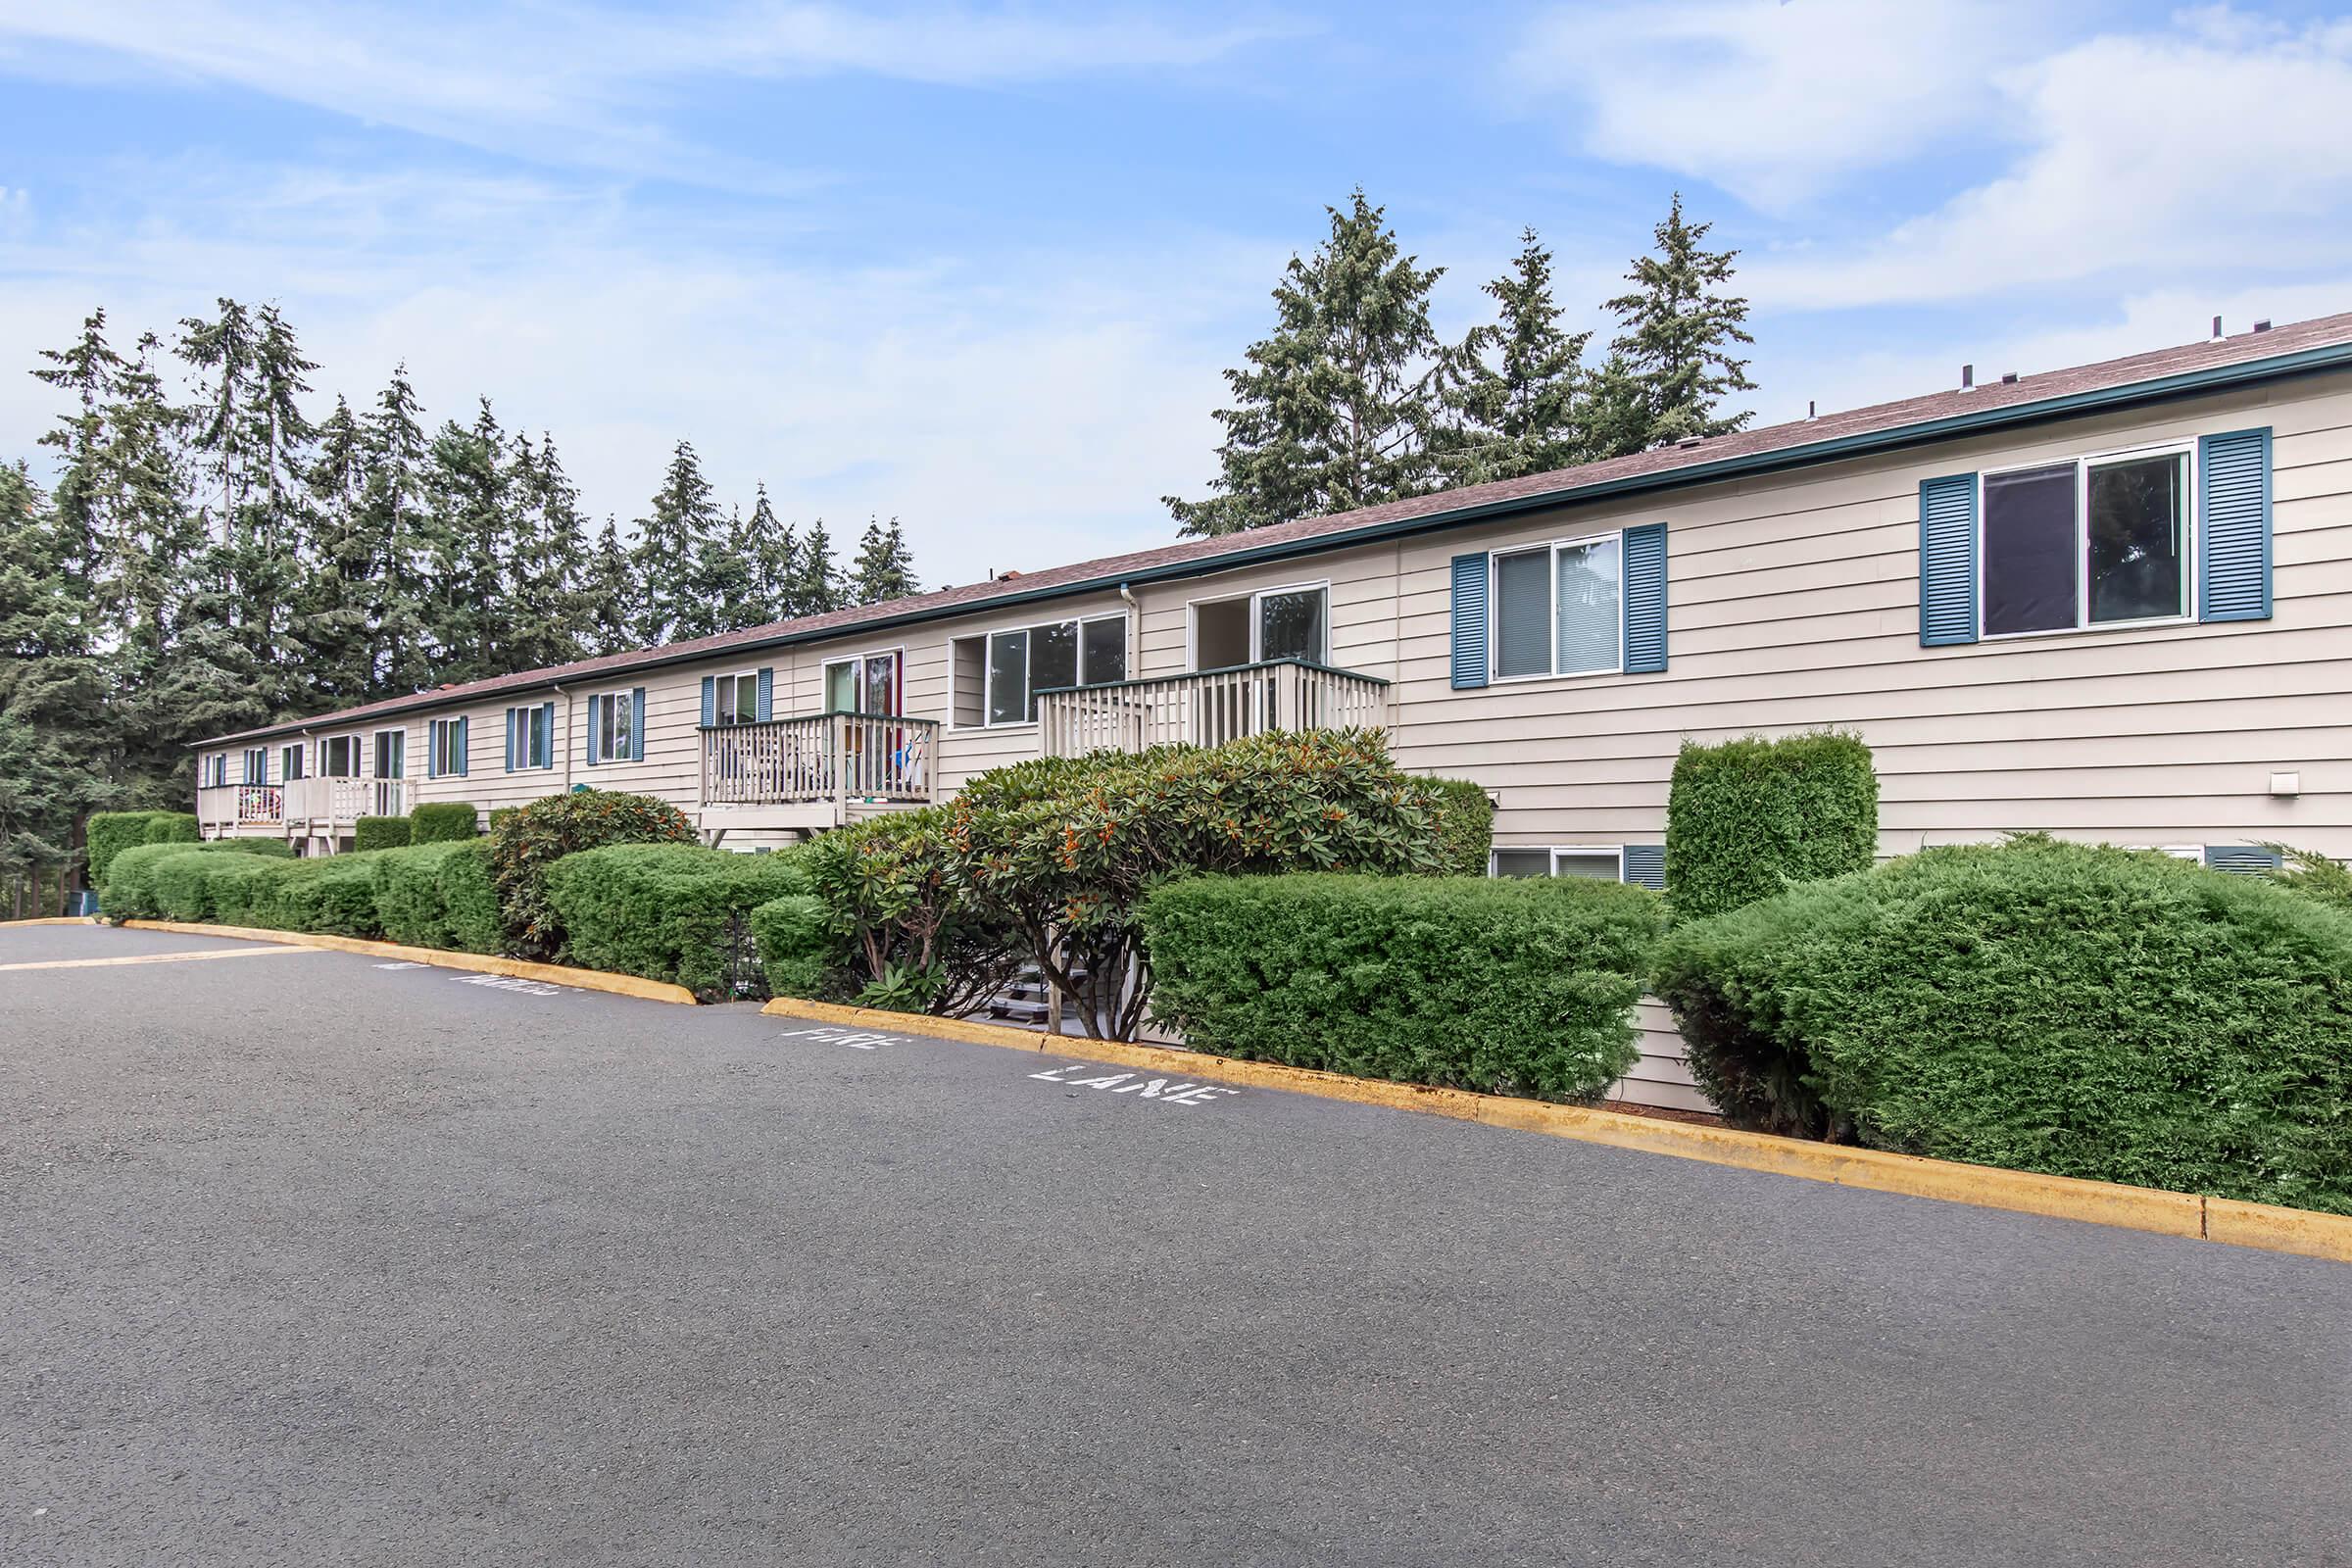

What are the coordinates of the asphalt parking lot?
(5, 924, 2348, 1567)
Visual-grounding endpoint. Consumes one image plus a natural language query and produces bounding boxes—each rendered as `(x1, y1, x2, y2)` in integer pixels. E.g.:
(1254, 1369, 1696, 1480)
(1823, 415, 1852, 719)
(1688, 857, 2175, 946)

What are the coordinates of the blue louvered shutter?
(454, 716, 468, 777)
(629, 688, 647, 760)
(2199, 427, 2272, 622)
(700, 675, 716, 727)
(1919, 473, 1979, 646)
(1621, 523, 1667, 673)
(756, 667, 773, 721)
(1621, 844, 1665, 890)
(2204, 845, 2281, 876)
(426, 724, 439, 780)
(1450, 553, 1489, 690)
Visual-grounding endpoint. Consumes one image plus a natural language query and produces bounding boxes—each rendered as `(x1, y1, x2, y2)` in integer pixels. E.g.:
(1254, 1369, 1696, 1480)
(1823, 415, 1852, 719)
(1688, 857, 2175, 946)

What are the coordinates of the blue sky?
(3, 1, 2350, 585)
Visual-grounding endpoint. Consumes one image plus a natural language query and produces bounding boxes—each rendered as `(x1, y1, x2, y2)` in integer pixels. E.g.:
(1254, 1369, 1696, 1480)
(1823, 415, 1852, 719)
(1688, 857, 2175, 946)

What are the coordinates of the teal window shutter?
(426, 724, 439, 780)
(585, 695, 603, 765)
(756, 667, 773, 721)
(1450, 553, 1489, 689)
(2204, 845, 2281, 875)
(630, 688, 647, 760)
(2199, 427, 2272, 622)
(1622, 523, 1668, 673)
(1621, 845, 1665, 890)
(700, 675, 716, 727)
(540, 701, 556, 767)
(1919, 472, 1979, 646)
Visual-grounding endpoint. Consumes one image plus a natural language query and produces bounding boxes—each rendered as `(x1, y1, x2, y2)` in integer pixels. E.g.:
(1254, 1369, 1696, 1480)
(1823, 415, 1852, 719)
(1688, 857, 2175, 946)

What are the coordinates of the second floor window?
(712, 671, 760, 725)
(374, 730, 405, 780)
(1982, 447, 2189, 637)
(506, 704, 553, 770)
(977, 615, 1125, 726)
(824, 653, 903, 716)
(202, 753, 228, 788)
(428, 717, 467, 778)
(281, 743, 307, 781)
(1493, 534, 1623, 681)
(242, 748, 267, 785)
(322, 736, 361, 777)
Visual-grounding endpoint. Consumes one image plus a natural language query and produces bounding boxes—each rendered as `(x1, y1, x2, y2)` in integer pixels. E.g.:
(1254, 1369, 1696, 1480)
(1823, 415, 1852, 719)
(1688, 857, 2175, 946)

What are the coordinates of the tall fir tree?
(295, 395, 379, 705)
(782, 519, 842, 617)
(580, 517, 640, 656)
(848, 515, 918, 605)
(1601, 192, 1756, 455)
(420, 400, 515, 683)
(1165, 189, 1452, 535)
(505, 432, 595, 668)
(631, 439, 723, 645)
(742, 483, 797, 621)
(361, 366, 434, 700)
(1439, 228, 1592, 484)
(688, 498, 758, 637)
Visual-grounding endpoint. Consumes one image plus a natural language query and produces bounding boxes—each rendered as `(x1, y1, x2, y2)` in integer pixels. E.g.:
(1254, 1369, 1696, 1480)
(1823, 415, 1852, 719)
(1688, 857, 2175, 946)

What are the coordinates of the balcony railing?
(198, 783, 285, 830)
(701, 711, 939, 807)
(284, 775, 413, 823)
(1036, 658, 1391, 758)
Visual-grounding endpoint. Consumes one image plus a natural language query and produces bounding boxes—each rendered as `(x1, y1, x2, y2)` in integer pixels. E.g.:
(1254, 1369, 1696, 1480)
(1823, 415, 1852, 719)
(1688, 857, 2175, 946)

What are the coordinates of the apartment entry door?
(824, 651, 906, 795)
(1187, 585, 1328, 744)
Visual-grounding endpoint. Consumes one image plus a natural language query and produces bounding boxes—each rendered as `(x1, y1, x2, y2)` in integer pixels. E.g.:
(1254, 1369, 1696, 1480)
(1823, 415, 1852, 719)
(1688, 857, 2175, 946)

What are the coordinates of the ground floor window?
(374, 729, 405, 780)
(1491, 846, 1624, 881)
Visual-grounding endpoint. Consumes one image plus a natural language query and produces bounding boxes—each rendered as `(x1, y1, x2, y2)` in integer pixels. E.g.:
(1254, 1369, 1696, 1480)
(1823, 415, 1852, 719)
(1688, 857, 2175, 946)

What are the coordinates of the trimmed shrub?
(1665, 731, 1878, 922)
(2261, 843, 2352, 913)
(264, 852, 390, 938)
(354, 814, 413, 852)
(948, 729, 1491, 1040)
(792, 807, 1027, 1015)
(376, 839, 502, 954)
(410, 802, 480, 844)
(488, 789, 697, 958)
(747, 893, 839, 1004)
(203, 856, 301, 927)
(102, 838, 295, 919)
(87, 810, 198, 891)
(1651, 838, 2352, 1212)
(545, 844, 808, 999)
(1142, 873, 1661, 1101)
(1421, 776, 1496, 877)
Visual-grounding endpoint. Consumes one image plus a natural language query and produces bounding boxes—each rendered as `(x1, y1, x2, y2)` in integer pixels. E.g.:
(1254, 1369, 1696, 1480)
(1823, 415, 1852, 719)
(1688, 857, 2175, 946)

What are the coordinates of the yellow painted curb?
(0, 916, 99, 927)
(761, 997, 2352, 1267)
(121, 920, 696, 1005)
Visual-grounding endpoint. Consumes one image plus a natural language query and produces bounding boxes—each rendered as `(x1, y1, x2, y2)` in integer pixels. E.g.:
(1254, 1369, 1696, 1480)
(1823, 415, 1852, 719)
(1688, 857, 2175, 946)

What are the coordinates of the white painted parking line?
(456, 973, 567, 997)
(776, 1025, 895, 1051)
(374, 961, 426, 970)
(1027, 1062, 1241, 1106)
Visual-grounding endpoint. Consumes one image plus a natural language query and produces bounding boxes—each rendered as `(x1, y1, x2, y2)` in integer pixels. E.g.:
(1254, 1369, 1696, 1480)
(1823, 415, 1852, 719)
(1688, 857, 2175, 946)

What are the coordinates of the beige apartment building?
(191, 313, 2352, 1107)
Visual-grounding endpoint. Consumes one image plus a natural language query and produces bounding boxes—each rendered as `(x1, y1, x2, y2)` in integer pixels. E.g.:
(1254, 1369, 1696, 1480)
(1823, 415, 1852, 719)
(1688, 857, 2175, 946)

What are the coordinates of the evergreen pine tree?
(580, 517, 640, 656)
(420, 400, 514, 683)
(294, 395, 378, 705)
(361, 366, 433, 699)
(1602, 193, 1756, 454)
(742, 483, 797, 621)
(631, 440, 722, 645)
(848, 515, 918, 605)
(689, 498, 758, 637)
(783, 519, 842, 616)
(1165, 189, 1451, 535)
(1440, 228, 1592, 484)
(511, 433, 595, 666)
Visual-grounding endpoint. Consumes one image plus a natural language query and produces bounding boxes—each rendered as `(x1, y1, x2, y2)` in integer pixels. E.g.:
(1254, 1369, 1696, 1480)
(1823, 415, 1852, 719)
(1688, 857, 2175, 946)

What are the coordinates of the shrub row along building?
(192, 312, 2352, 1108)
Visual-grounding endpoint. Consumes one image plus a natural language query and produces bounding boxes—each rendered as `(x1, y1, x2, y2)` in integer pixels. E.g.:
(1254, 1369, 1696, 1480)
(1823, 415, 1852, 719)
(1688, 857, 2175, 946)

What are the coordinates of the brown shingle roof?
(201, 310, 2352, 746)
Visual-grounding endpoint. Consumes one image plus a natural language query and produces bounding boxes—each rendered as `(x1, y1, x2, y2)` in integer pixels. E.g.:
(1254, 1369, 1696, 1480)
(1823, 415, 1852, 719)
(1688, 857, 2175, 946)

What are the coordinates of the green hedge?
(354, 815, 413, 852)
(87, 810, 200, 891)
(102, 838, 295, 919)
(1422, 776, 1496, 877)
(375, 839, 502, 954)
(410, 802, 480, 844)
(747, 893, 840, 1004)
(1665, 731, 1877, 921)
(544, 844, 808, 1000)
(265, 853, 390, 938)
(1650, 837, 2352, 1212)
(1140, 872, 1663, 1102)
(489, 789, 698, 959)
(203, 856, 301, 927)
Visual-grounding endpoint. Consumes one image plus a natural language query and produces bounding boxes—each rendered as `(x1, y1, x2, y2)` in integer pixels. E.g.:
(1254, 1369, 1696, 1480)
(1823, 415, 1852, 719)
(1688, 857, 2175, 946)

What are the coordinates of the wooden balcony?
(198, 777, 412, 839)
(1035, 659, 1391, 758)
(197, 783, 286, 834)
(698, 711, 939, 835)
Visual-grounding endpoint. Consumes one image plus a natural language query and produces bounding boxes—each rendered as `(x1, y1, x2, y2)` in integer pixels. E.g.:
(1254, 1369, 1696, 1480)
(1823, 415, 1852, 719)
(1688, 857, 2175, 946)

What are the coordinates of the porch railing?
(1035, 658, 1390, 758)
(198, 783, 285, 829)
(700, 711, 939, 807)
(283, 775, 414, 823)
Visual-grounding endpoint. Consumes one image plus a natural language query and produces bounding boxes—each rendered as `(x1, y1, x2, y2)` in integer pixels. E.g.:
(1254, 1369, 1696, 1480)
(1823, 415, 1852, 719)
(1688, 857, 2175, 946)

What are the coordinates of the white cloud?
(0, 2, 1295, 183)
(1507, 0, 2047, 211)
(0, 161, 1270, 588)
(1743, 9, 2352, 307)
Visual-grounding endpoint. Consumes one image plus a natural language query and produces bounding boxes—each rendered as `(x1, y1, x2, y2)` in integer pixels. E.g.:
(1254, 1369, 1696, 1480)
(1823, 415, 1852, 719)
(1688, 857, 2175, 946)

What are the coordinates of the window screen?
(1552, 850, 1622, 881)
(951, 637, 985, 727)
(987, 630, 1029, 725)
(1082, 617, 1126, 685)
(1258, 588, 1326, 663)
(2086, 452, 2187, 624)
(1555, 536, 1623, 675)
(1493, 550, 1551, 677)
(1031, 620, 1078, 701)
(1982, 463, 2079, 635)
(1492, 849, 1551, 877)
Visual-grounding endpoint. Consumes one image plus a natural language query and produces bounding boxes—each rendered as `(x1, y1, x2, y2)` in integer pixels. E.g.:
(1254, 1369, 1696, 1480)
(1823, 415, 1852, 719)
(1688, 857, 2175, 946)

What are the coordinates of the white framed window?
(1491, 846, 1625, 881)
(1981, 443, 2193, 639)
(980, 614, 1126, 727)
(373, 729, 405, 780)
(505, 704, 554, 770)
(201, 753, 228, 789)
(1188, 582, 1328, 671)
(1491, 533, 1623, 681)
(822, 651, 905, 717)
(710, 670, 761, 725)
(588, 690, 637, 763)
(427, 717, 467, 778)
(280, 742, 307, 781)
(242, 748, 268, 785)
(322, 735, 362, 777)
